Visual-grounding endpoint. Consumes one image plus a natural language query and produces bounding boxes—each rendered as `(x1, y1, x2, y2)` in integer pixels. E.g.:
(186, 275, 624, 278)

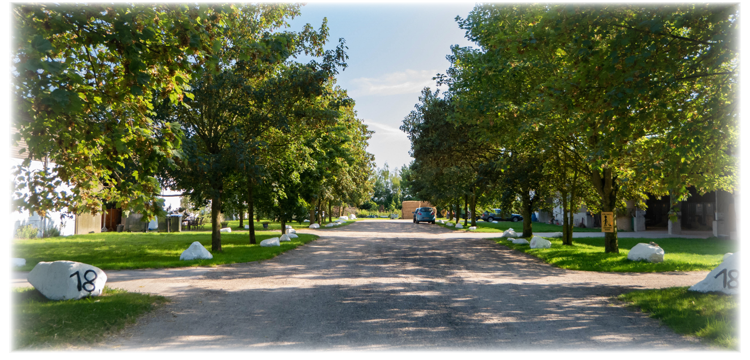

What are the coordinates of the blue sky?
(287, 2, 476, 171)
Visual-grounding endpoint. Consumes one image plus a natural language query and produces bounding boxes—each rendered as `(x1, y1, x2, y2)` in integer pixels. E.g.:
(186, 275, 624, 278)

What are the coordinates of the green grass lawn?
(436, 220, 601, 232)
(13, 286, 168, 349)
(618, 287, 738, 349)
(495, 236, 735, 272)
(13, 230, 317, 271)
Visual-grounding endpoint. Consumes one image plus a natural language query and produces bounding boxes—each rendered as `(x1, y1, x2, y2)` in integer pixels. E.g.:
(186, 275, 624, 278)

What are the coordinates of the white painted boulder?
(220, 227, 232, 233)
(548, 232, 563, 238)
(244, 225, 250, 229)
(627, 243, 665, 263)
(27, 261, 108, 300)
(180, 241, 213, 261)
(309, 223, 320, 229)
(13, 258, 26, 267)
(455, 223, 463, 229)
(492, 221, 498, 224)
(286, 225, 293, 229)
(469, 226, 477, 230)
(339, 216, 349, 221)
(280, 234, 292, 242)
(288, 228, 297, 234)
(304, 219, 310, 223)
(288, 233, 299, 239)
(510, 238, 529, 245)
(349, 214, 357, 220)
(689, 253, 738, 294)
(446, 222, 453, 226)
(501, 229, 519, 238)
(260, 237, 280, 247)
(530, 236, 552, 249)
(325, 223, 335, 228)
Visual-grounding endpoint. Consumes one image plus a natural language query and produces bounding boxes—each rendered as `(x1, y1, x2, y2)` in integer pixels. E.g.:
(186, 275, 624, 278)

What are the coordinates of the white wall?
(8, 158, 75, 240)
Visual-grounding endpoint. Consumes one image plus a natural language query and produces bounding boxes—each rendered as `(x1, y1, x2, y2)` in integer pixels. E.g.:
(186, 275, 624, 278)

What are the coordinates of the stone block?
(220, 227, 231, 233)
(260, 237, 280, 247)
(627, 243, 665, 263)
(530, 236, 551, 249)
(689, 253, 738, 294)
(180, 241, 213, 261)
(510, 238, 529, 245)
(280, 234, 291, 242)
(309, 223, 320, 229)
(469, 226, 476, 230)
(13, 258, 26, 267)
(27, 261, 108, 300)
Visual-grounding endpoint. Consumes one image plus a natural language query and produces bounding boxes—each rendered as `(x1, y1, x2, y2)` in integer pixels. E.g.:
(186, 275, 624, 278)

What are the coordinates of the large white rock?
(280, 234, 292, 242)
(627, 243, 665, 263)
(244, 225, 250, 229)
(492, 221, 498, 224)
(288, 228, 297, 234)
(13, 258, 26, 267)
(220, 227, 231, 233)
(286, 225, 293, 229)
(455, 223, 463, 229)
(349, 214, 357, 220)
(530, 236, 552, 249)
(510, 238, 529, 245)
(260, 237, 280, 247)
(339, 216, 348, 221)
(548, 232, 563, 238)
(469, 226, 477, 230)
(288, 233, 299, 239)
(446, 222, 453, 226)
(689, 253, 739, 294)
(180, 241, 213, 261)
(27, 261, 108, 300)
(325, 223, 335, 228)
(304, 219, 310, 223)
(309, 223, 320, 229)
(148, 217, 158, 230)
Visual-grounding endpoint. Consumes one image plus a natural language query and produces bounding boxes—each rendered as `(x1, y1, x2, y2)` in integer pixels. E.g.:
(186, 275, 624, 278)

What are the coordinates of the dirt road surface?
(34, 220, 714, 350)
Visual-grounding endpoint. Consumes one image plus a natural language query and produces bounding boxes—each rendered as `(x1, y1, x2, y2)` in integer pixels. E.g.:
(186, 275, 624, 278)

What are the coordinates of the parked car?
(481, 209, 523, 222)
(413, 207, 436, 224)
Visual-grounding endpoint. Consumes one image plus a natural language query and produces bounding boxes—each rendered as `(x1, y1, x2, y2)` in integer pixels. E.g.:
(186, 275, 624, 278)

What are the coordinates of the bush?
(15, 224, 38, 239)
(41, 222, 61, 238)
(220, 221, 229, 228)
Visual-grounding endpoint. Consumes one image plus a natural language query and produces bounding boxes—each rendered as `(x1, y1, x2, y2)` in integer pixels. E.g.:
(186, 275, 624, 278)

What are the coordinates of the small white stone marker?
(27, 261, 108, 300)
(13, 258, 26, 267)
(180, 241, 213, 261)
(244, 225, 250, 229)
(689, 253, 738, 294)
(288, 233, 299, 238)
(220, 227, 231, 233)
(326, 223, 335, 227)
(280, 234, 292, 242)
(288, 228, 297, 234)
(510, 238, 529, 245)
(627, 243, 664, 263)
(309, 223, 320, 229)
(469, 226, 477, 230)
(530, 236, 551, 249)
(455, 223, 463, 229)
(304, 219, 310, 223)
(260, 237, 280, 247)
(548, 232, 563, 238)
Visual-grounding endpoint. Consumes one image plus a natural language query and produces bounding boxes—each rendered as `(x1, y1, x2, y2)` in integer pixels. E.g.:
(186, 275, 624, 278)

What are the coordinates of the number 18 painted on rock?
(27, 261, 108, 300)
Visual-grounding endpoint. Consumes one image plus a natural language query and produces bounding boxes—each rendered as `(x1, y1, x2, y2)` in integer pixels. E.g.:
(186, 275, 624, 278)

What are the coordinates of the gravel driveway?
(82, 220, 709, 350)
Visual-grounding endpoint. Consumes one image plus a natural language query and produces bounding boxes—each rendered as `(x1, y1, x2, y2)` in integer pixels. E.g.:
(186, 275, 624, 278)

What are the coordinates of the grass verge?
(14, 231, 317, 271)
(13, 286, 168, 349)
(618, 287, 738, 349)
(495, 236, 735, 272)
(437, 220, 601, 233)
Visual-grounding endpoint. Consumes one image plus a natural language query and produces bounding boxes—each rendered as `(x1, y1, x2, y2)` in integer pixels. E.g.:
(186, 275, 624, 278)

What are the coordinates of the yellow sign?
(601, 212, 614, 232)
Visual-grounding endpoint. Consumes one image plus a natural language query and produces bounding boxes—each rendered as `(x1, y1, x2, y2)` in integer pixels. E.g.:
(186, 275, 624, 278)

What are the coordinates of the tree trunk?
(470, 193, 477, 227)
(309, 201, 316, 225)
(463, 195, 469, 226)
(339, 201, 344, 217)
(521, 191, 533, 238)
(328, 201, 332, 223)
(455, 202, 461, 222)
(248, 180, 256, 244)
(561, 190, 571, 245)
(591, 167, 619, 253)
(280, 216, 286, 235)
(239, 204, 244, 228)
(211, 193, 222, 252)
(316, 196, 323, 223)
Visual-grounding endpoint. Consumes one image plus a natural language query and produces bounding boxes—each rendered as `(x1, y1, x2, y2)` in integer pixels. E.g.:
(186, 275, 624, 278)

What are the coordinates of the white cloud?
(350, 69, 443, 97)
(362, 120, 413, 169)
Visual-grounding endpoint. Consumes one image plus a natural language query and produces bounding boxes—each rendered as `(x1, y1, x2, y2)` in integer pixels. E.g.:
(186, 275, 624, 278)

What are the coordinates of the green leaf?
(31, 35, 54, 53)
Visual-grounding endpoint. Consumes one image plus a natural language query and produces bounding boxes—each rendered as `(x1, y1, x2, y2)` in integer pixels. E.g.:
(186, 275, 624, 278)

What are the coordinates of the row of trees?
(13, 3, 374, 251)
(402, 4, 738, 252)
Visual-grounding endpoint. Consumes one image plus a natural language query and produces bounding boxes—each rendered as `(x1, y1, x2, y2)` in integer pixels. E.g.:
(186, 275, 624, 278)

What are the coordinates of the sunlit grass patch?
(13, 286, 167, 349)
(495, 236, 734, 272)
(14, 231, 318, 271)
(618, 287, 738, 349)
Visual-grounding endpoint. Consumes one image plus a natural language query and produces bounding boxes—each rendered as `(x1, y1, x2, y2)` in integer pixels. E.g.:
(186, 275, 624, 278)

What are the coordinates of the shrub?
(41, 222, 61, 238)
(15, 225, 38, 239)
(220, 221, 229, 228)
